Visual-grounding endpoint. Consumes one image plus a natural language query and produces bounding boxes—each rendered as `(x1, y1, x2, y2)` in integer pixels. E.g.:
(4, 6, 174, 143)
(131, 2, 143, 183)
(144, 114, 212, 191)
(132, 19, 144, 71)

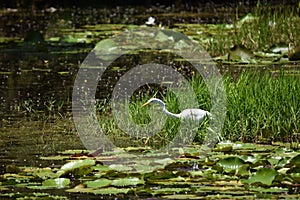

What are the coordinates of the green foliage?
(96, 71, 299, 145)
(202, 4, 300, 56)
(223, 71, 300, 142)
(243, 168, 277, 186)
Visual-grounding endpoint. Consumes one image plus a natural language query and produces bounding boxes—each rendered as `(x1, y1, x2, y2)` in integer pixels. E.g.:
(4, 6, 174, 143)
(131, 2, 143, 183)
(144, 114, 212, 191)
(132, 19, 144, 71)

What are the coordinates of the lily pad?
(244, 168, 277, 186)
(216, 157, 246, 173)
(42, 178, 70, 189)
(290, 154, 300, 166)
(33, 168, 57, 179)
(214, 142, 233, 152)
(57, 159, 96, 177)
(108, 164, 133, 172)
(85, 178, 112, 188)
(92, 187, 130, 195)
(94, 39, 121, 61)
(40, 155, 69, 161)
(27, 178, 70, 189)
(111, 177, 144, 187)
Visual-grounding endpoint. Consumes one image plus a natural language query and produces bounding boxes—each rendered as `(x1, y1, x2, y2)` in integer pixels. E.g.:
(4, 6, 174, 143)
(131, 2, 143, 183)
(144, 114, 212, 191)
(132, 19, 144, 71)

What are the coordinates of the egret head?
(142, 98, 164, 107)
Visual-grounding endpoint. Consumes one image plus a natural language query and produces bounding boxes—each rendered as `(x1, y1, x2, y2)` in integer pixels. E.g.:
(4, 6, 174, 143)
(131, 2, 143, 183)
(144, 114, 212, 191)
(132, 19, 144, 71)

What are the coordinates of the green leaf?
(43, 178, 70, 187)
(33, 168, 57, 179)
(108, 164, 133, 172)
(60, 159, 96, 171)
(94, 39, 120, 61)
(232, 142, 256, 150)
(92, 187, 130, 195)
(27, 178, 71, 189)
(57, 159, 95, 177)
(244, 168, 277, 186)
(111, 177, 144, 187)
(289, 173, 300, 183)
(217, 157, 245, 173)
(85, 178, 112, 188)
(214, 142, 233, 152)
(290, 154, 300, 166)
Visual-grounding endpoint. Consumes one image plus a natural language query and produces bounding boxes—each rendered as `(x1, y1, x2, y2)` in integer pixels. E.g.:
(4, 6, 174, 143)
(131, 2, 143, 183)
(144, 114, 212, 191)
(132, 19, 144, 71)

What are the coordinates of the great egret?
(142, 98, 212, 122)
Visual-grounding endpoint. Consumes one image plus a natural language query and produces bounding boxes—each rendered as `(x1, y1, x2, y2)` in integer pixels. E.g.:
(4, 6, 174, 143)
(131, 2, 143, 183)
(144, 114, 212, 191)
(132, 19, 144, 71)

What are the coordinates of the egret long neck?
(156, 100, 180, 118)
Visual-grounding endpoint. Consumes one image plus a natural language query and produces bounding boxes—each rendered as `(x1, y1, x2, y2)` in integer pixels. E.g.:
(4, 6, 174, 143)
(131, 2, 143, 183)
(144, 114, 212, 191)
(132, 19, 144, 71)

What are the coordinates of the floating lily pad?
(108, 164, 133, 172)
(216, 157, 246, 173)
(92, 164, 111, 172)
(85, 178, 112, 188)
(290, 154, 300, 166)
(151, 187, 190, 196)
(134, 164, 158, 173)
(94, 39, 120, 61)
(42, 178, 70, 189)
(66, 187, 94, 194)
(40, 155, 69, 161)
(27, 178, 70, 189)
(33, 168, 57, 179)
(240, 155, 261, 165)
(92, 187, 130, 195)
(244, 168, 277, 186)
(111, 177, 144, 187)
(232, 142, 256, 150)
(214, 142, 233, 152)
(57, 159, 96, 177)
(289, 173, 300, 183)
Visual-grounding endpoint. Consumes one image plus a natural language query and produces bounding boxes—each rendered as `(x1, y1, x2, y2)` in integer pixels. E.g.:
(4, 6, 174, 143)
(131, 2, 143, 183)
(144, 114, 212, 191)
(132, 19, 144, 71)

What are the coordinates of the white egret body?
(142, 98, 211, 122)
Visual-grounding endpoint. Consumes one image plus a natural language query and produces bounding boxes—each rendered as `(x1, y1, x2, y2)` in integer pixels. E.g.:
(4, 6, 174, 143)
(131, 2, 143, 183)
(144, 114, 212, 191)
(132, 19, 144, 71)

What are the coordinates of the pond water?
(0, 3, 300, 199)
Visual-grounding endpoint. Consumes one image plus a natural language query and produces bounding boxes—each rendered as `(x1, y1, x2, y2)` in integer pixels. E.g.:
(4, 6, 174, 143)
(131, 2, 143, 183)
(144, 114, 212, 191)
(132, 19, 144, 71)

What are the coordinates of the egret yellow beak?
(142, 102, 150, 107)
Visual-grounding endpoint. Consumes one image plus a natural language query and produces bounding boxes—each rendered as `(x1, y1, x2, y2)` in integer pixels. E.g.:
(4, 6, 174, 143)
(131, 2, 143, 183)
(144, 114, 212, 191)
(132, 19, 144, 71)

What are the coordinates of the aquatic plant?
(95, 70, 300, 146)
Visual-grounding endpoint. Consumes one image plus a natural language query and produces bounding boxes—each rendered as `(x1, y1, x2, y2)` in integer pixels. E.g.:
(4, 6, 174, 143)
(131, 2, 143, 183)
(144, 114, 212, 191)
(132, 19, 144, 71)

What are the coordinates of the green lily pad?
(27, 178, 70, 189)
(108, 164, 133, 172)
(217, 157, 245, 173)
(111, 177, 144, 187)
(214, 142, 233, 152)
(287, 166, 300, 174)
(244, 168, 277, 186)
(232, 142, 256, 150)
(154, 31, 170, 42)
(33, 168, 57, 179)
(60, 159, 95, 171)
(151, 187, 190, 196)
(240, 154, 261, 165)
(94, 39, 120, 61)
(42, 178, 70, 189)
(58, 149, 90, 155)
(85, 178, 112, 188)
(92, 187, 130, 195)
(92, 164, 111, 172)
(290, 154, 300, 166)
(66, 187, 94, 194)
(134, 164, 157, 173)
(289, 173, 300, 183)
(40, 155, 69, 161)
(57, 159, 95, 177)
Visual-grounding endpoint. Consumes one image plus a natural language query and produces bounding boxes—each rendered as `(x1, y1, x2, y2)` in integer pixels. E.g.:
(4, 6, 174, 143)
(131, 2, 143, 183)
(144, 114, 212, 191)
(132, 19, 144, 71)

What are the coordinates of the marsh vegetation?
(0, 1, 300, 199)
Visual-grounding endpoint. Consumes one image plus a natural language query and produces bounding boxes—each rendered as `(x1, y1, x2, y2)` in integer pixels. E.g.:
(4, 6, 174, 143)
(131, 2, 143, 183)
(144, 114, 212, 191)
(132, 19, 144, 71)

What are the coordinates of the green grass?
(223, 71, 299, 142)
(95, 71, 299, 147)
(205, 4, 300, 56)
(8, 70, 299, 147)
